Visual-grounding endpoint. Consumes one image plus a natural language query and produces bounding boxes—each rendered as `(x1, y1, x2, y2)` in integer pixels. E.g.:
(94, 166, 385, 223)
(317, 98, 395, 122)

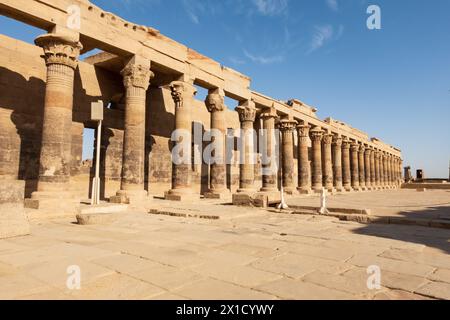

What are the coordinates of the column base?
(260, 187, 279, 193)
(24, 191, 80, 216)
(110, 190, 148, 205)
(254, 191, 282, 208)
(236, 188, 257, 194)
(204, 189, 231, 200)
(165, 189, 199, 202)
(283, 187, 297, 195)
(344, 186, 353, 192)
(335, 186, 345, 193)
(297, 187, 313, 195)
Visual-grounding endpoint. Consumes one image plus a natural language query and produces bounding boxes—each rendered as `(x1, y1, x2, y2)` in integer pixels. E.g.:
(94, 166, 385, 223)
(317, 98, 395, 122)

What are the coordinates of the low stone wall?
(402, 183, 450, 190)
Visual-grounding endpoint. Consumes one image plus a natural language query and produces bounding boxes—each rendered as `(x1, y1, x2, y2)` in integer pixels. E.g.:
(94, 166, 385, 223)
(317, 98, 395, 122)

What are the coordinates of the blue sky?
(1, 0, 449, 177)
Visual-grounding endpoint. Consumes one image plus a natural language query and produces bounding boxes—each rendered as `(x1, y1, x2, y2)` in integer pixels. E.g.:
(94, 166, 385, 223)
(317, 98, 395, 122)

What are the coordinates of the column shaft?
(34, 35, 82, 193)
(364, 148, 372, 190)
(113, 62, 152, 204)
(375, 151, 381, 188)
(165, 81, 197, 201)
(350, 143, 360, 191)
(358, 144, 366, 190)
(342, 139, 352, 191)
(279, 119, 297, 194)
(297, 125, 312, 194)
(260, 108, 278, 192)
(332, 136, 343, 192)
(310, 128, 324, 192)
(322, 134, 334, 191)
(205, 90, 228, 197)
(236, 101, 256, 193)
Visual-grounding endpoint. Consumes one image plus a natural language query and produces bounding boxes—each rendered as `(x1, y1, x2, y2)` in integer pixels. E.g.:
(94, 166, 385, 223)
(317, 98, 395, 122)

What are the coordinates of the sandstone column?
(389, 155, 395, 188)
(25, 32, 82, 211)
(378, 152, 384, 189)
(332, 135, 344, 192)
(165, 80, 197, 201)
(370, 148, 377, 190)
(350, 142, 360, 191)
(297, 125, 312, 194)
(260, 107, 278, 193)
(358, 144, 366, 191)
(364, 147, 372, 190)
(342, 138, 352, 192)
(383, 152, 389, 189)
(384, 152, 390, 189)
(236, 101, 256, 193)
(279, 119, 297, 194)
(204, 89, 229, 199)
(322, 133, 334, 192)
(310, 127, 324, 193)
(382, 152, 388, 189)
(111, 57, 153, 204)
(374, 151, 381, 188)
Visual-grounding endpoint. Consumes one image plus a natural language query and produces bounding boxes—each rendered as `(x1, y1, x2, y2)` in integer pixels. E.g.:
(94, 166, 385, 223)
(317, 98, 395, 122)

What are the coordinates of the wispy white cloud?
(181, 0, 222, 24)
(244, 49, 284, 64)
(308, 25, 334, 54)
(326, 0, 339, 12)
(251, 0, 289, 16)
(229, 56, 246, 65)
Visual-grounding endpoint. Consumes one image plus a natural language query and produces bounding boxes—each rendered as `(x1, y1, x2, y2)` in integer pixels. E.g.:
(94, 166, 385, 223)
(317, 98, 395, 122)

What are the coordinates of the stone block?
(0, 179, 25, 204)
(0, 204, 30, 239)
(76, 213, 120, 225)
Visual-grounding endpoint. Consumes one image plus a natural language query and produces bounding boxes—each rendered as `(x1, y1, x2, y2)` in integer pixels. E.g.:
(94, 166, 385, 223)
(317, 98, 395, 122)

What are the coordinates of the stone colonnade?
(28, 30, 403, 208)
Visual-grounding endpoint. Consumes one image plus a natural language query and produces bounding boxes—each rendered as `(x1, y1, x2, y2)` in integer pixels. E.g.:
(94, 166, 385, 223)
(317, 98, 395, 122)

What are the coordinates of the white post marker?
(319, 187, 329, 215)
(91, 101, 103, 206)
(277, 185, 289, 210)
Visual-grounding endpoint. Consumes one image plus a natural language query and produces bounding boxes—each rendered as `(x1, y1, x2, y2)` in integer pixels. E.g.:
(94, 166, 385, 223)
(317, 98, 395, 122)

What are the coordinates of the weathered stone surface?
(0, 204, 30, 239)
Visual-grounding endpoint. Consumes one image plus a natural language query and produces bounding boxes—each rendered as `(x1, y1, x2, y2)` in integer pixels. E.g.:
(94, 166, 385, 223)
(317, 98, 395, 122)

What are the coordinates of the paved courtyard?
(0, 190, 449, 300)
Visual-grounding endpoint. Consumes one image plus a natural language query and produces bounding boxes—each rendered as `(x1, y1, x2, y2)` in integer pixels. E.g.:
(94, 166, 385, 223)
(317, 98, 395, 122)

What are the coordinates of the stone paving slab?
(0, 197, 448, 300)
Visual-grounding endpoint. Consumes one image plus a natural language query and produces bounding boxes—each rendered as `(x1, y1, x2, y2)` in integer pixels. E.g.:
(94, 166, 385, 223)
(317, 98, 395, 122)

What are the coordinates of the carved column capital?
(35, 33, 83, 70)
(322, 134, 333, 145)
(260, 106, 278, 121)
(332, 135, 342, 147)
(297, 125, 311, 138)
(342, 138, 351, 150)
(169, 81, 197, 109)
(278, 119, 297, 132)
(121, 64, 154, 90)
(350, 143, 360, 152)
(205, 92, 225, 113)
(235, 100, 256, 123)
(359, 144, 366, 154)
(310, 128, 324, 142)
